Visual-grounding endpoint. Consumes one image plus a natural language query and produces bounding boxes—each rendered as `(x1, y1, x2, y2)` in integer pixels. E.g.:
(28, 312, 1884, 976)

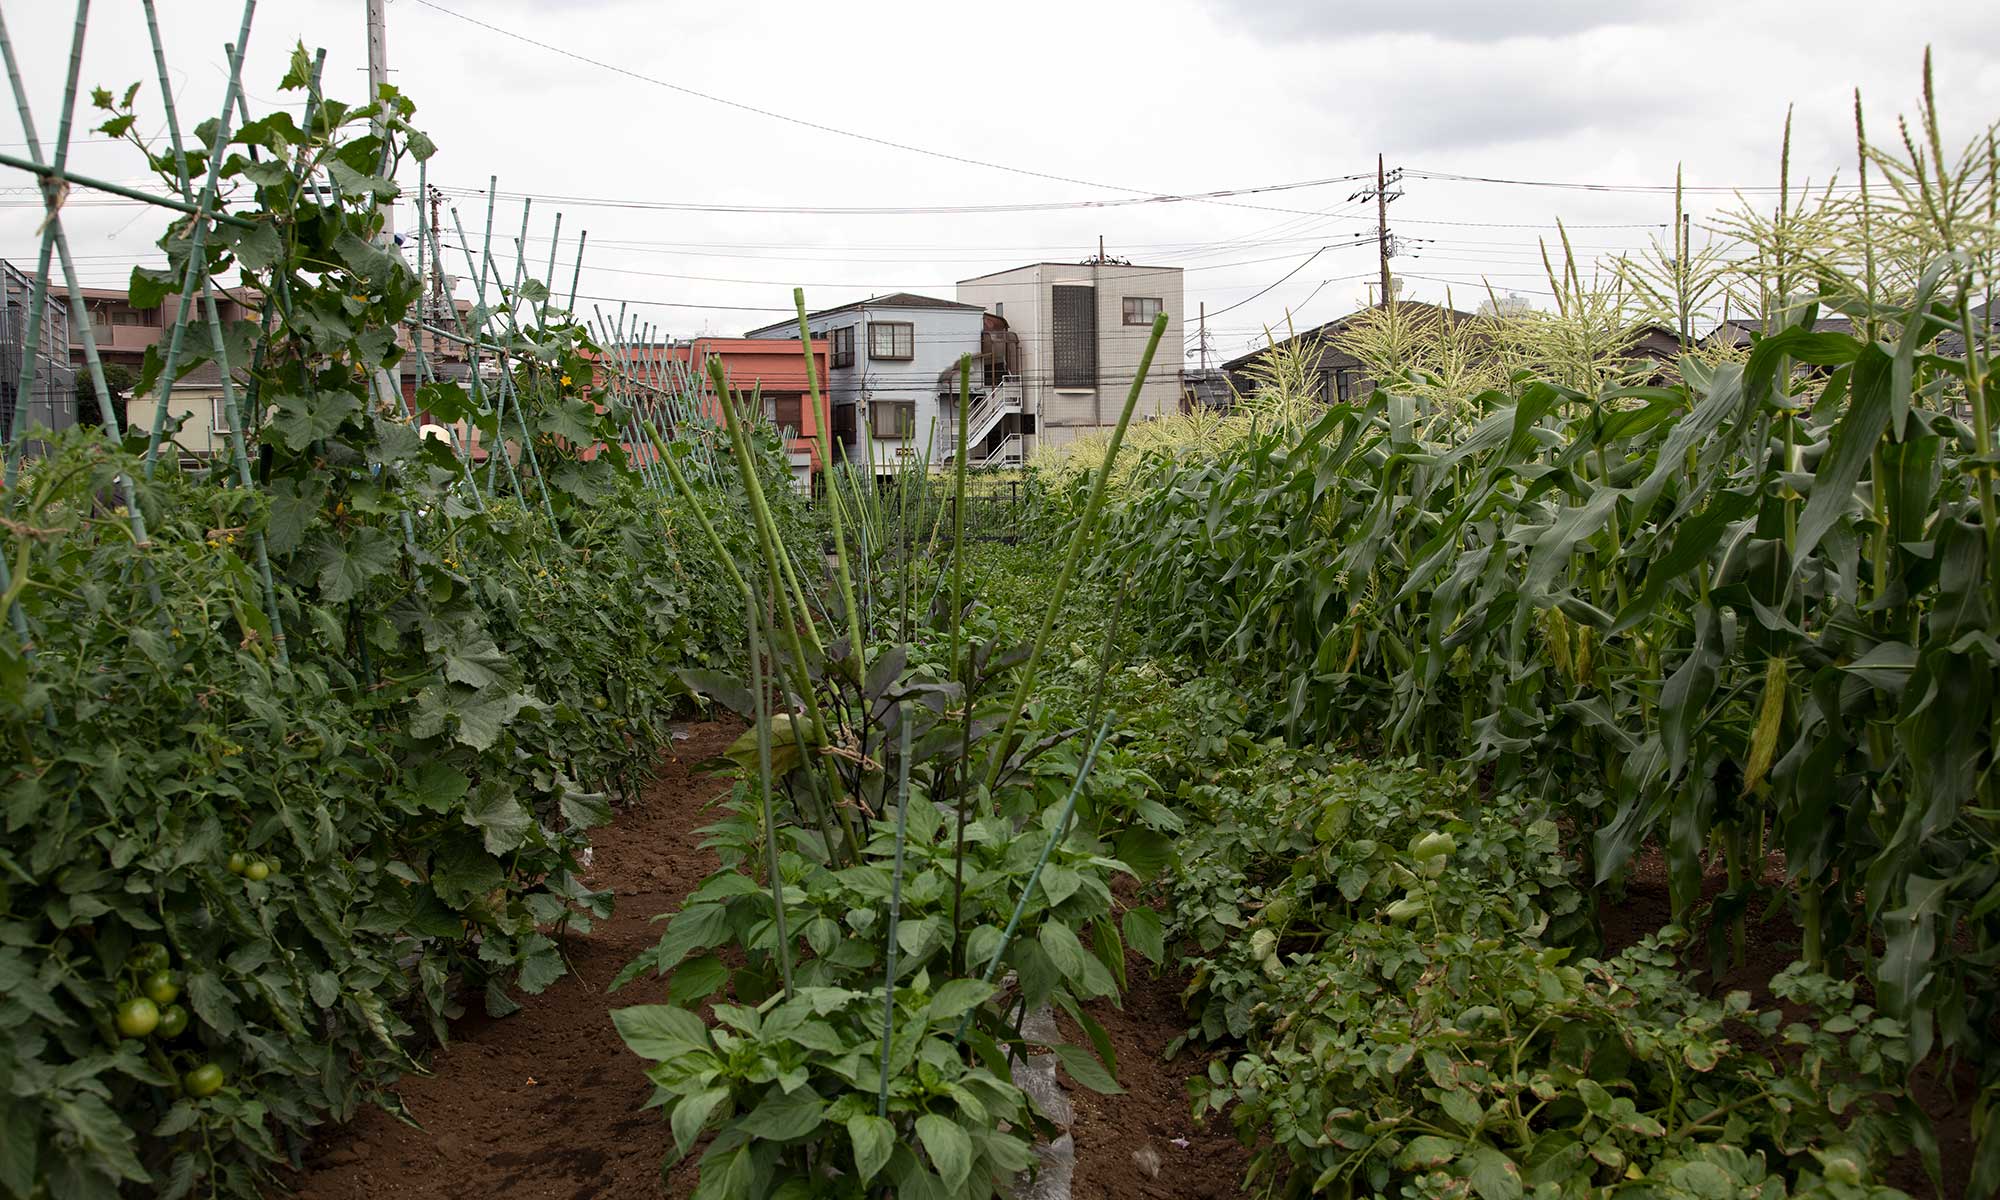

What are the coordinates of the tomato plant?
(0, 49, 785, 1199)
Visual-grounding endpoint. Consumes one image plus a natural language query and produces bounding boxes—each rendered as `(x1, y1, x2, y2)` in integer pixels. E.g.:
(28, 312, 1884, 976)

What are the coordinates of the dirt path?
(289, 719, 1251, 1200)
(1064, 949, 1254, 1199)
(289, 720, 740, 1200)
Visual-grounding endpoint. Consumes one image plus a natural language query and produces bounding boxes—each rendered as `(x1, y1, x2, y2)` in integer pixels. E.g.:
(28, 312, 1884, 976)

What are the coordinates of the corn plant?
(1080, 67, 2000, 1188)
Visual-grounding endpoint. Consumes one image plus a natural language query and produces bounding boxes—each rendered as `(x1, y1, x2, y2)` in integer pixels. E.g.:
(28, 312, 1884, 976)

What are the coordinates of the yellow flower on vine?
(560, 374, 572, 387)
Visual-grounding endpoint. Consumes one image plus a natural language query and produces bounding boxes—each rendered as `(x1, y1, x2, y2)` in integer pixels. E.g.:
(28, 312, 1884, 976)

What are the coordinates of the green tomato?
(143, 970, 180, 1006)
(115, 997, 160, 1038)
(131, 942, 170, 974)
(227, 852, 249, 876)
(244, 861, 270, 882)
(184, 1063, 225, 1098)
(592, 695, 607, 710)
(157, 1004, 190, 1039)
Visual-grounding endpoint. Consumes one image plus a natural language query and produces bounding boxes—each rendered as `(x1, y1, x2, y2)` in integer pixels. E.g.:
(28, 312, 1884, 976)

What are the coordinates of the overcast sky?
(4, 0, 1997, 363)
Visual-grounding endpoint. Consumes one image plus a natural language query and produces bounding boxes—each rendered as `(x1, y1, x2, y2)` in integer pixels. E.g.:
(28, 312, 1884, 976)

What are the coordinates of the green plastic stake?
(877, 712, 914, 1117)
(954, 718, 1113, 1044)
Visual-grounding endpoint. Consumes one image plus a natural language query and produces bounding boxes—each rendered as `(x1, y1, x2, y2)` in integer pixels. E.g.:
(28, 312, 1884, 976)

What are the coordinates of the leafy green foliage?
(1080, 291, 2000, 1168)
(1161, 746, 1587, 1046)
(0, 60, 776, 1198)
(1205, 931, 1930, 1200)
(614, 978, 1037, 1199)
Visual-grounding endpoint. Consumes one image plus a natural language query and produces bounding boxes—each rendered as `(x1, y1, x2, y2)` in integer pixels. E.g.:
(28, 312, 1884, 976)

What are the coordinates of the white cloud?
(0, 0, 1993, 345)
(1201, 0, 1661, 43)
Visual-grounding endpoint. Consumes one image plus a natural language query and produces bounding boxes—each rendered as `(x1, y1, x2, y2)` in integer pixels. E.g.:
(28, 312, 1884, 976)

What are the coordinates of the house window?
(1334, 367, 1363, 402)
(829, 325, 854, 368)
(769, 393, 803, 431)
(1123, 296, 1162, 325)
(994, 302, 1004, 318)
(833, 401, 857, 443)
(112, 307, 157, 327)
(869, 399, 915, 439)
(868, 321, 913, 361)
(210, 396, 231, 433)
(1052, 285, 1096, 388)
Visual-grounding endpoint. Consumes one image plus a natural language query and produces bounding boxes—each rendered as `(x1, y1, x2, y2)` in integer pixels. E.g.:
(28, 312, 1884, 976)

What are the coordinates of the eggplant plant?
(612, 306, 1171, 1195)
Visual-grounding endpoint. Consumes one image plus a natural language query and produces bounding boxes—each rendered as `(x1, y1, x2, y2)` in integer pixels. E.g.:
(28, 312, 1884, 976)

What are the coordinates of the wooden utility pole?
(1376, 153, 1390, 308)
(1198, 301, 1207, 371)
(366, 0, 401, 407)
(367, 0, 391, 235)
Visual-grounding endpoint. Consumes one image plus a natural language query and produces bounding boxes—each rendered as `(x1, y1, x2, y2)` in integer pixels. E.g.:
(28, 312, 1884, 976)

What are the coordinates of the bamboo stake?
(954, 718, 1113, 1044)
(980, 313, 1166, 798)
(136, 0, 258, 478)
(794, 290, 863, 679)
(0, 3, 164, 611)
(746, 574, 794, 999)
(876, 712, 913, 1116)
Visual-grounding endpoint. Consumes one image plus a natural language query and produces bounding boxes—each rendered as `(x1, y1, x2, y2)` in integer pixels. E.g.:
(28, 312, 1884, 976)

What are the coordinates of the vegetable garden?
(2, 6, 1998, 1199)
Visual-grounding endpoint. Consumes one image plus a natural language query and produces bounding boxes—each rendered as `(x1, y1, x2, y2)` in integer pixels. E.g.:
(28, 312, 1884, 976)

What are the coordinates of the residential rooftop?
(743, 291, 981, 337)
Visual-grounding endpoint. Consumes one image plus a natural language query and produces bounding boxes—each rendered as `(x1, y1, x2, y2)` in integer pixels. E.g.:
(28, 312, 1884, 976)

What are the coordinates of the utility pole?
(1376, 154, 1390, 306)
(366, 0, 402, 413)
(367, 0, 391, 236)
(1350, 157, 1404, 308)
(1199, 301, 1207, 371)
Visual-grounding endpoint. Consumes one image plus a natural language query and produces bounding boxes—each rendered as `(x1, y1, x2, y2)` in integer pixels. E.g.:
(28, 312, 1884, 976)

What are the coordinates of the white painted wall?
(956, 262, 1183, 454)
(752, 300, 983, 474)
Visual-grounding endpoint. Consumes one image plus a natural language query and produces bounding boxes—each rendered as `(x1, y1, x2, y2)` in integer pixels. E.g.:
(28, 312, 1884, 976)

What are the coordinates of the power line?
(442, 235, 1376, 293)
(1406, 168, 1860, 195)
(1196, 249, 1369, 322)
(412, 0, 1364, 220)
(1394, 215, 1671, 230)
(427, 175, 1370, 218)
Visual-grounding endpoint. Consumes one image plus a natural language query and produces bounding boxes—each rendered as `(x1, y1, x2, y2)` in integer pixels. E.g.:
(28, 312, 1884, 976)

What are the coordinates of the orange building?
(605, 336, 831, 493)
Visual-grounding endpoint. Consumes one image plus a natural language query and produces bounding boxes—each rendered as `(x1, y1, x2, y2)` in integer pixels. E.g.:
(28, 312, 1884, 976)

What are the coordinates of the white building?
(746, 292, 985, 476)
(955, 260, 1183, 460)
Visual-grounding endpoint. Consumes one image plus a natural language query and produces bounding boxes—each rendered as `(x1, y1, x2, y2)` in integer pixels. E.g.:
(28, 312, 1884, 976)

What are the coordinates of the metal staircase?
(976, 431, 1024, 467)
(940, 375, 1021, 461)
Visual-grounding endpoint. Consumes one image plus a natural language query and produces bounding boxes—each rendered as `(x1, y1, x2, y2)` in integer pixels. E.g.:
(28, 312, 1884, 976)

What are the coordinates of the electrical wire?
(1406, 168, 1860, 194)
(426, 175, 1371, 218)
(411, 0, 1367, 219)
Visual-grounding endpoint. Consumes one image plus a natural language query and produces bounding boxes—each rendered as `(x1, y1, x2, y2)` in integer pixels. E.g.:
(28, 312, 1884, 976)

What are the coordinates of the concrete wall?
(126, 388, 231, 461)
(956, 263, 1183, 453)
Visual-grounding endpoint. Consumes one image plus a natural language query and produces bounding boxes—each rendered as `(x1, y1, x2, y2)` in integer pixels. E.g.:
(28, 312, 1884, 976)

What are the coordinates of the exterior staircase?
(939, 375, 1022, 462)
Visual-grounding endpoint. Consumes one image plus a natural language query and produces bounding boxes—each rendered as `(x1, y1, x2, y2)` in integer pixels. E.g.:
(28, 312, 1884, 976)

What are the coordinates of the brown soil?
(288, 722, 1244, 1200)
(287, 719, 741, 1200)
(1061, 946, 1254, 1199)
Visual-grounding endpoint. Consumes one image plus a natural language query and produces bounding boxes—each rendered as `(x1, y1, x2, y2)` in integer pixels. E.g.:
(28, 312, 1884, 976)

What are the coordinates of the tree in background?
(76, 361, 134, 431)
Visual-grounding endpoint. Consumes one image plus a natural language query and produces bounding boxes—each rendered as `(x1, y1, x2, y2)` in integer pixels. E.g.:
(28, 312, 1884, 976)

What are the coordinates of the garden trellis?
(0, 0, 721, 566)
(0, 7, 787, 1194)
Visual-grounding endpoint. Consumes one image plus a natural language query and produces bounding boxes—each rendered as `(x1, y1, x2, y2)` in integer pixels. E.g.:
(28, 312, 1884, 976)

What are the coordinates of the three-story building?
(955, 260, 1184, 459)
(746, 292, 986, 476)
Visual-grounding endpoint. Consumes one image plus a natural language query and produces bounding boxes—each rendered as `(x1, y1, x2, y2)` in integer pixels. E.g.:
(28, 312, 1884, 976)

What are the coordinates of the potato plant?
(1210, 929, 1930, 1200)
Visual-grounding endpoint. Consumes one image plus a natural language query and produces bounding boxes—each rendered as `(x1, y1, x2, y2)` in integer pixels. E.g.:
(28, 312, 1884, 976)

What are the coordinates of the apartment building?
(955, 259, 1184, 457)
(746, 292, 985, 475)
